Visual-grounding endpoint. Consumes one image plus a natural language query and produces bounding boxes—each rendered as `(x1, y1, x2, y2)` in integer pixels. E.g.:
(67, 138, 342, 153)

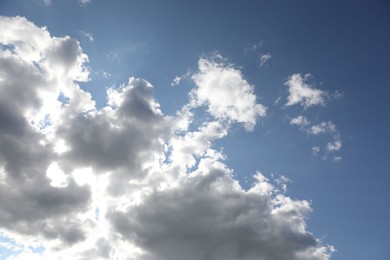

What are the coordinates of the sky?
(0, 0, 389, 259)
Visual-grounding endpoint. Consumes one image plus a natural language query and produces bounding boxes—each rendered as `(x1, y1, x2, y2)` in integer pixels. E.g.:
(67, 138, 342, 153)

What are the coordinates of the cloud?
(260, 53, 272, 67)
(190, 54, 267, 131)
(0, 15, 94, 250)
(171, 72, 190, 86)
(290, 118, 342, 158)
(79, 0, 91, 6)
(171, 75, 182, 86)
(41, 0, 91, 7)
(312, 146, 321, 156)
(42, 0, 52, 5)
(80, 31, 94, 42)
(290, 116, 310, 128)
(285, 74, 326, 108)
(0, 16, 333, 260)
(245, 41, 263, 53)
(307, 121, 337, 135)
(108, 169, 333, 260)
(326, 138, 342, 152)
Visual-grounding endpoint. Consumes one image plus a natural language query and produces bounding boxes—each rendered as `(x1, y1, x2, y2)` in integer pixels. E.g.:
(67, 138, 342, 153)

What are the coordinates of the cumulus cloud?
(190, 54, 267, 131)
(0, 16, 333, 260)
(108, 169, 333, 260)
(285, 74, 326, 108)
(0, 15, 92, 250)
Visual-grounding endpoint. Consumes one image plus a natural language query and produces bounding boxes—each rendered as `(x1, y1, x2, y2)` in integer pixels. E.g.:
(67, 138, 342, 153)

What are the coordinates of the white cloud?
(190, 54, 267, 131)
(0, 16, 333, 260)
(285, 74, 326, 108)
(290, 115, 310, 127)
(171, 75, 182, 86)
(260, 53, 272, 67)
(308, 121, 337, 135)
(327, 138, 342, 152)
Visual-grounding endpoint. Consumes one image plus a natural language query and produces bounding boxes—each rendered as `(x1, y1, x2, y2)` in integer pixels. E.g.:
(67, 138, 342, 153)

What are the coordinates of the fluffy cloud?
(190, 54, 266, 131)
(285, 74, 326, 108)
(0, 16, 333, 260)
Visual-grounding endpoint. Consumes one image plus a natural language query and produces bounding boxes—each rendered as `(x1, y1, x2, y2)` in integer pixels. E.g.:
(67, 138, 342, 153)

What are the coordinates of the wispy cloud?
(79, 0, 91, 6)
(245, 41, 263, 53)
(80, 31, 94, 42)
(259, 53, 272, 67)
(171, 72, 190, 86)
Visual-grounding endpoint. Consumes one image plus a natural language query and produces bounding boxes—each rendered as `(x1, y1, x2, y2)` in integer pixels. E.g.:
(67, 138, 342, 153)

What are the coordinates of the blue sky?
(0, 1, 389, 259)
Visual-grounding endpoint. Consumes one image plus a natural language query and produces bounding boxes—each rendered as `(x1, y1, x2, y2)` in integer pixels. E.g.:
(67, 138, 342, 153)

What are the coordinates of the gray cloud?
(107, 167, 330, 260)
(0, 16, 92, 248)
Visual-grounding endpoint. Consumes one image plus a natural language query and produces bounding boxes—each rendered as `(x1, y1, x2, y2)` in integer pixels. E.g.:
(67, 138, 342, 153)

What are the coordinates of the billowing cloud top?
(0, 16, 333, 259)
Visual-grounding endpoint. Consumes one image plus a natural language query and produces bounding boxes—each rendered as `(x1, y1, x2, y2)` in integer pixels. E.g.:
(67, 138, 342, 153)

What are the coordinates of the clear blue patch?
(29, 245, 45, 254)
(58, 92, 70, 105)
(0, 43, 15, 53)
(0, 235, 21, 259)
(95, 207, 100, 221)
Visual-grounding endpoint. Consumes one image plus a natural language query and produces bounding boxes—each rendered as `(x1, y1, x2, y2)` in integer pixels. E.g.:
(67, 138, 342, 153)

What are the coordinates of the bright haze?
(0, 1, 389, 260)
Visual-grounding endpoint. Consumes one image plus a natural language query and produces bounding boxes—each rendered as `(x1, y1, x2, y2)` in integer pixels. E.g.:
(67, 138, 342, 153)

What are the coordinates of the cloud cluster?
(0, 16, 333, 260)
(290, 116, 342, 159)
(285, 73, 342, 160)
